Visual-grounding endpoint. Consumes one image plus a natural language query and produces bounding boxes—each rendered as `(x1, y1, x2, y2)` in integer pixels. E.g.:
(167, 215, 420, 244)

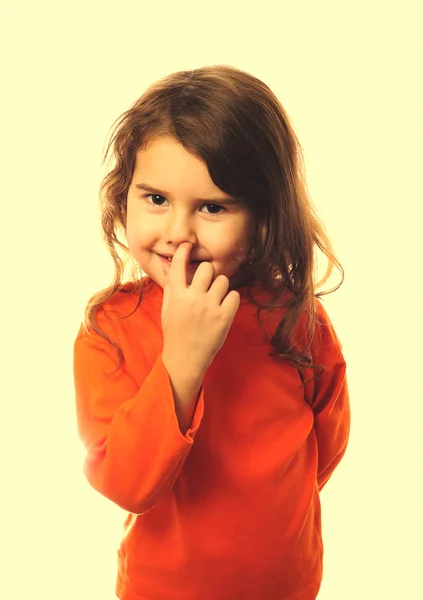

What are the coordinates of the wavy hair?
(82, 64, 344, 388)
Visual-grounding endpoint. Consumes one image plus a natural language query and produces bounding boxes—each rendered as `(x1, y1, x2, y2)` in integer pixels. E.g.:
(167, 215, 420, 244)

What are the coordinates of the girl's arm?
(304, 299, 351, 491)
(313, 361, 350, 491)
(162, 352, 204, 435)
(73, 312, 205, 515)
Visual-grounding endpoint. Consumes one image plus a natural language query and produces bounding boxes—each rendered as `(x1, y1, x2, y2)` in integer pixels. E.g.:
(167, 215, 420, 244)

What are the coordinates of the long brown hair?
(82, 64, 344, 387)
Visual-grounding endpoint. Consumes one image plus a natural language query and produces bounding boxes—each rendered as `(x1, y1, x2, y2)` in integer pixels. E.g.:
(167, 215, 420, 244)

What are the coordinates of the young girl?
(73, 64, 350, 600)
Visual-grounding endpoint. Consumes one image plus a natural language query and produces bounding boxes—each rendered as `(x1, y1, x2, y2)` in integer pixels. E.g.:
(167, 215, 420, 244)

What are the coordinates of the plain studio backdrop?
(1, 1, 422, 598)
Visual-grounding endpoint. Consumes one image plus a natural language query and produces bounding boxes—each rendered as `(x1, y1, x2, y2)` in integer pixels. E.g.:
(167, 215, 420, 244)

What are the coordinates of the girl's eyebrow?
(134, 182, 241, 205)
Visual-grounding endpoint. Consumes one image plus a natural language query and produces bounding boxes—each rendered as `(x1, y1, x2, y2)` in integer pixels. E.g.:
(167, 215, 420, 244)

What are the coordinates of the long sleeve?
(313, 360, 350, 491)
(303, 299, 351, 492)
(73, 309, 205, 515)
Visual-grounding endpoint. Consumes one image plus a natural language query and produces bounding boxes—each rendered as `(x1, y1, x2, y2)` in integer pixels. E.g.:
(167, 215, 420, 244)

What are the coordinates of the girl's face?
(126, 135, 255, 290)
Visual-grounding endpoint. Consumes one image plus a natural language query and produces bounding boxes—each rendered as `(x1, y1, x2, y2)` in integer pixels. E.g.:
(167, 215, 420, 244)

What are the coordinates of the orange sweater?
(73, 277, 350, 600)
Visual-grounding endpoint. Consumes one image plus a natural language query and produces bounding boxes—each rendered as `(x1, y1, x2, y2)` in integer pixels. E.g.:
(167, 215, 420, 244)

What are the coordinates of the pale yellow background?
(1, 1, 422, 598)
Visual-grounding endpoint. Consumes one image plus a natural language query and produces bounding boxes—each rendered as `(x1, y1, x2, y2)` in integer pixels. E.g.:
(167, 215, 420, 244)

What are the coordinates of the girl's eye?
(144, 194, 227, 216)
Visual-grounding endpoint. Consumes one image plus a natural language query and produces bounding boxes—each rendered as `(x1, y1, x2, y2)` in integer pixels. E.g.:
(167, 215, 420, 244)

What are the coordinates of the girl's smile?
(157, 252, 204, 272)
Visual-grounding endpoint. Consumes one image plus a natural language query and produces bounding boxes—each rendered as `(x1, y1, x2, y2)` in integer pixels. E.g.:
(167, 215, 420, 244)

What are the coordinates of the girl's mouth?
(158, 254, 203, 270)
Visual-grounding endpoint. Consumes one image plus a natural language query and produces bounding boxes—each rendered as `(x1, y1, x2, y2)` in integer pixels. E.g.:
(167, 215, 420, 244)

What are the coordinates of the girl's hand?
(161, 242, 241, 374)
